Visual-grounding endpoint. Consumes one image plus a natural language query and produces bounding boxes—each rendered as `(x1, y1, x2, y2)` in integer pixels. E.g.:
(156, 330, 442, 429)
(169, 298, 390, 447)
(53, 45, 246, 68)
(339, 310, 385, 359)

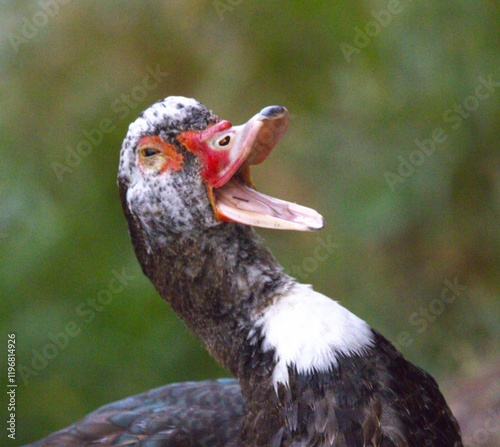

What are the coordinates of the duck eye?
(141, 147, 160, 157)
(218, 136, 231, 147)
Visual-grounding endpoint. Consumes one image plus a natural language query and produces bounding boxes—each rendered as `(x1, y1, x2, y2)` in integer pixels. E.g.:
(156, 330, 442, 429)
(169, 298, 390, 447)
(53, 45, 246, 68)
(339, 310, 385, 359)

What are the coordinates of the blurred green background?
(1, 0, 499, 444)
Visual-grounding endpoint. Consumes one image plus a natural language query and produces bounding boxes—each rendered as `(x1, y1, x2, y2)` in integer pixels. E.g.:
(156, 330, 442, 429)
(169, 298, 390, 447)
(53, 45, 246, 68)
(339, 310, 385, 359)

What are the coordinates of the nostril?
(260, 106, 285, 118)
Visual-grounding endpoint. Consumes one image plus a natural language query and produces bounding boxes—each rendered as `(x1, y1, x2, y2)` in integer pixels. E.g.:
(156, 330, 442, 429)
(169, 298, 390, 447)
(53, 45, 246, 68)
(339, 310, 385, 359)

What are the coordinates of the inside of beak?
(212, 176, 324, 231)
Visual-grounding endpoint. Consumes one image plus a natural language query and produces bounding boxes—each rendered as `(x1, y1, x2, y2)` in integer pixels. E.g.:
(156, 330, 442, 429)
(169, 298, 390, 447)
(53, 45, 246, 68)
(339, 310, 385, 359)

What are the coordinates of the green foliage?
(1, 0, 498, 443)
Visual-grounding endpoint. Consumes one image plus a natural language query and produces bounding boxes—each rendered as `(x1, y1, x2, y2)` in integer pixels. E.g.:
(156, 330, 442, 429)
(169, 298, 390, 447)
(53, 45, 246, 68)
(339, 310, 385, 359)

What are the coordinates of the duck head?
(118, 96, 324, 236)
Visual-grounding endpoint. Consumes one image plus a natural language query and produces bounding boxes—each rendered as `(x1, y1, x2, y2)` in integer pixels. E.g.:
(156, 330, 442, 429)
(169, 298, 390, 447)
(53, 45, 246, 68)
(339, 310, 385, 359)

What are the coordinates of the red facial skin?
(138, 136, 184, 173)
(178, 121, 234, 187)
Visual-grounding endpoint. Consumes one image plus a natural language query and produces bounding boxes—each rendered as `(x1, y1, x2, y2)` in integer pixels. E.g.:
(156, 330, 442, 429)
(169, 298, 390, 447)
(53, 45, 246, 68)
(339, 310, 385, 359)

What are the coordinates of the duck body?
(121, 218, 461, 447)
(29, 379, 244, 447)
(27, 97, 463, 447)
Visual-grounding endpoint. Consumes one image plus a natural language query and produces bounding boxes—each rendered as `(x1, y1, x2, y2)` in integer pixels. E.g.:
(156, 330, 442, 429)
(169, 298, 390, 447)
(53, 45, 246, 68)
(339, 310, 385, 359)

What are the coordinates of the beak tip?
(308, 217, 326, 231)
(260, 105, 287, 119)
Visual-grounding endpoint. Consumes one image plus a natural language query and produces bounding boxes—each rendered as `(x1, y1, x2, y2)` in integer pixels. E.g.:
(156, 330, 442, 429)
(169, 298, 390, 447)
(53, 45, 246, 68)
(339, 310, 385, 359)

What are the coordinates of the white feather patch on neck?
(251, 283, 374, 391)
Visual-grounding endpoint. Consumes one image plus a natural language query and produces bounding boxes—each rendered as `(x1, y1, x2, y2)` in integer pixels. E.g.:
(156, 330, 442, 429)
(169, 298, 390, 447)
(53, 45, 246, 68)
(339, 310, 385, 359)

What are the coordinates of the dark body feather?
(26, 330, 462, 447)
(240, 327, 462, 447)
(26, 379, 244, 447)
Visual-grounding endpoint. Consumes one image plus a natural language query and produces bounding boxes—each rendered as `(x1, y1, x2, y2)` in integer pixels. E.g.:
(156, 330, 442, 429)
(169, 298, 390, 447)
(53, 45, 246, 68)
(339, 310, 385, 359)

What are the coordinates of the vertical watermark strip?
(6, 333, 17, 440)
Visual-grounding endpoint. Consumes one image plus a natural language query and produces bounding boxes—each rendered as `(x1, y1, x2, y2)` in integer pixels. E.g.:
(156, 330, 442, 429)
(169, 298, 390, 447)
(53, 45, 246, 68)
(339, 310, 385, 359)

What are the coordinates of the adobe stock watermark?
(465, 401, 500, 447)
(384, 74, 499, 191)
(6, 333, 17, 440)
(7, 0, 71, 53)
(18, 267, 136, 385)
(213, 0, 244, 21)
(51, 65, 169, 183)
(289, 235, 341, 280)
(393, 277, 467, 351)
(340, 0, 405, 64)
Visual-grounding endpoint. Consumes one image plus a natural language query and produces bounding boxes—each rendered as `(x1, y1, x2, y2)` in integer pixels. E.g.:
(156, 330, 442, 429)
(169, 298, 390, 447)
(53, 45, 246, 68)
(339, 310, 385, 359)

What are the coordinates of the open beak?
(178, 106, 324, 231)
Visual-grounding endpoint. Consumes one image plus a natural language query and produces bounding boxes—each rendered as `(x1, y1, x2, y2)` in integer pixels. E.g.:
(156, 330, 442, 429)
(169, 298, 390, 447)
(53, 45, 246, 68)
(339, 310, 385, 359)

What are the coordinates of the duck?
(28, 96, 463, 447)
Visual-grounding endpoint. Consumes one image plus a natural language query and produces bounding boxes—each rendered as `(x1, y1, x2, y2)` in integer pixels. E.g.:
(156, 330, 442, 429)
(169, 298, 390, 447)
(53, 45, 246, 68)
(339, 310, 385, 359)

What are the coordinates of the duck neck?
(133, 222, 294, 377)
